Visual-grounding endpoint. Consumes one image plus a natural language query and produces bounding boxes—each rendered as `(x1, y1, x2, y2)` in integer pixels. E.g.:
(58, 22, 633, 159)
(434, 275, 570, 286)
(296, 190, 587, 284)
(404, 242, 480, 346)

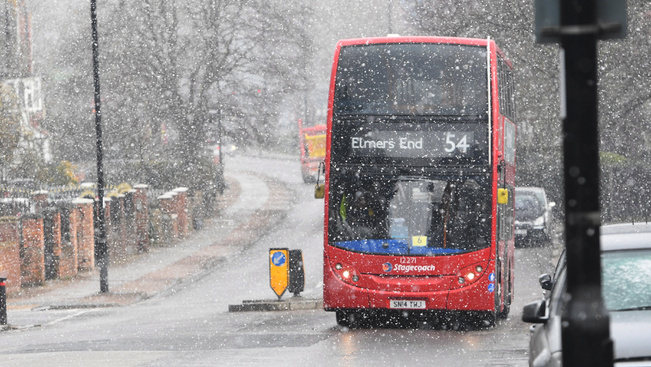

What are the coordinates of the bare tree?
(37, 0, 312, 188)
(0, 84, 21, 171)
(403, 0, 563, 204)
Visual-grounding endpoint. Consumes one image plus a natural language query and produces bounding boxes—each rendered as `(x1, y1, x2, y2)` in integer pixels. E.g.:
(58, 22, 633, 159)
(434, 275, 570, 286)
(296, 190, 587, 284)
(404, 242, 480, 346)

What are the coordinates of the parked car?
(515, 187, 555, 246)
(523, 223, 651, 366)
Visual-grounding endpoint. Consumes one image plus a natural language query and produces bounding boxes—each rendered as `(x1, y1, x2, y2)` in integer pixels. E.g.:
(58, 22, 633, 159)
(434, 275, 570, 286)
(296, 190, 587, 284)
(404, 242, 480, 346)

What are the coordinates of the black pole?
(0, 277, 7, 325)
(560, 0, 612, 365)
(387, 0, 393, 34)
(90, 0, 108, 293)
(218, 109, 223, 165)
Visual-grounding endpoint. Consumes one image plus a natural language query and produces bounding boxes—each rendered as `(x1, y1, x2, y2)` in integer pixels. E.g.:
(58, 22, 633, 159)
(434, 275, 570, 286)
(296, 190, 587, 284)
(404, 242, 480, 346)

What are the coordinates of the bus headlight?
(451, 262, 487, 289)
(332, 261, 362, 285)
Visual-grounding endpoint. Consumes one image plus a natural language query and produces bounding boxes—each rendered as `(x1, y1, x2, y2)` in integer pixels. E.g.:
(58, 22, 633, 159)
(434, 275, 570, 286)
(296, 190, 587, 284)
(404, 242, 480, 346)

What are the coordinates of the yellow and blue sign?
(269, 248, 289, 299)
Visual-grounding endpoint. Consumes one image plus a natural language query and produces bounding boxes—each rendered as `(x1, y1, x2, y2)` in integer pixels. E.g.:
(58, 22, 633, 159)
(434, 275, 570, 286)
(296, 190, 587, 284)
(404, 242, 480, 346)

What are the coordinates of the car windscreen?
(515, 194, 543, 220)
(602, 249, 651, 311)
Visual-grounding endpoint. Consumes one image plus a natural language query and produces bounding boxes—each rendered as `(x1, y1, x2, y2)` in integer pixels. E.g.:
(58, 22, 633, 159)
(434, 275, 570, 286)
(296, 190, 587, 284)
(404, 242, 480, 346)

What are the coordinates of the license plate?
(515, 229, 527, 236)
(389, 300, 426, 309)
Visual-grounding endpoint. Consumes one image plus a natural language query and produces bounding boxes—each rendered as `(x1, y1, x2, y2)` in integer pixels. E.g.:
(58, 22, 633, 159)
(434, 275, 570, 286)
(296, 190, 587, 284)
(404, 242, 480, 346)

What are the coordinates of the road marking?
(44, 309, 92, 326)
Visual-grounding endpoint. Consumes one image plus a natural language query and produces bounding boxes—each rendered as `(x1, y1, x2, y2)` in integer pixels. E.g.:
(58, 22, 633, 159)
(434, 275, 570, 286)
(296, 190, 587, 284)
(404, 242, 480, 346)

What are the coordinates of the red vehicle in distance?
(298, 119, 326, 183)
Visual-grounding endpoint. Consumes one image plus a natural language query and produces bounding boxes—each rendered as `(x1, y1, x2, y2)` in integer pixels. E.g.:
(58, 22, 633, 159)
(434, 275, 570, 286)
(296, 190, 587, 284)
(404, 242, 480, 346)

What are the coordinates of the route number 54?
(445, 133, 470, 153)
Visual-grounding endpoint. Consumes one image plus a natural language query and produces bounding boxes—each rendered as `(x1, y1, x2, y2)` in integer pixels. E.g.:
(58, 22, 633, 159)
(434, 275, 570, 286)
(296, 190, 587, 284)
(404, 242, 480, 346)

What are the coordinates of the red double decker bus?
(319, 36, 516, 327)
(298, 119, 327, 183)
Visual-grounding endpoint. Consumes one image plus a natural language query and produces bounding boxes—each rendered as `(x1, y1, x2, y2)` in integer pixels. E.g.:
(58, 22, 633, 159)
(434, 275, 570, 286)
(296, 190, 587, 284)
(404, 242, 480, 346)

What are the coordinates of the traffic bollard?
(288, 250, 305, 297)
(0, 277, 7, 325)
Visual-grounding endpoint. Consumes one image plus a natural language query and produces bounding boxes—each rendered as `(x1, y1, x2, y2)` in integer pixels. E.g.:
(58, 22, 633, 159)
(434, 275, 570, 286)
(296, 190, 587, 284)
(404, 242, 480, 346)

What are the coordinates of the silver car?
(523, 223, 651, 366)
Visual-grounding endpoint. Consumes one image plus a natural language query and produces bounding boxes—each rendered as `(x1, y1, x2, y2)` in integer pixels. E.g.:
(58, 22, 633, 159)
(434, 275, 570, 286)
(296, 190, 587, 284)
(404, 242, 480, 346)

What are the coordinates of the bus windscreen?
(333, 43, 488, 116)
(328, 177, 491, 256)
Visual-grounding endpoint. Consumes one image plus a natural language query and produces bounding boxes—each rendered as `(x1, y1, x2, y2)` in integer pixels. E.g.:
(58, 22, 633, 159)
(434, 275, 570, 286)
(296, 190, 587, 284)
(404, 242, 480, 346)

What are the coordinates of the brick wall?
(59, 207, 78, 278)
(52, 211, 62, 268)
(99, 198, 111, 263)
(173, 187, 189, 238)
(44, 210, 62, 280)
(73, 199, 95, 271)
(21, 215, 45, 286)
(133, 185, 149, 252)
(0, 217, 21, 295)
(124, 191, 136, 250)
(109, 195, 128, 263)
(2, 185, 197, 293)
(158, 193, 178, 242)
(32, 191, 49, 214)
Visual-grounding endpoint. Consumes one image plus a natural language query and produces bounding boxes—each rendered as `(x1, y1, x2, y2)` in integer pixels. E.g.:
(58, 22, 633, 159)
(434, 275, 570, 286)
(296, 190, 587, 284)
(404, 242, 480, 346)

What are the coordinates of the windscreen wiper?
(613, 306, 651, 312)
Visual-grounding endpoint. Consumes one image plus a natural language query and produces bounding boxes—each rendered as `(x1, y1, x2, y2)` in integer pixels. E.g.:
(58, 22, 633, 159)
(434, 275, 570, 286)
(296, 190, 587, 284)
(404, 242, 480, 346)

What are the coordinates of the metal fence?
(0, 198, 31, 217)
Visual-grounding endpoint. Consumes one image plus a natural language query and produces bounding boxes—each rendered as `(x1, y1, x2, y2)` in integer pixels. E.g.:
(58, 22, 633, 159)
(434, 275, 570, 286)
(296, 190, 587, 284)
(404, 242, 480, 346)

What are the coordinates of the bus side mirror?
(497, 188, 508, 204)
(315, 184, 325, 199)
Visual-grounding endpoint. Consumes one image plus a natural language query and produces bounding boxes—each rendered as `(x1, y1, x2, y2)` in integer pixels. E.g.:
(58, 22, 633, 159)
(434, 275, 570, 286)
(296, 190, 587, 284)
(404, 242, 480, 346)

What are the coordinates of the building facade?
(1, 0, 50, 170)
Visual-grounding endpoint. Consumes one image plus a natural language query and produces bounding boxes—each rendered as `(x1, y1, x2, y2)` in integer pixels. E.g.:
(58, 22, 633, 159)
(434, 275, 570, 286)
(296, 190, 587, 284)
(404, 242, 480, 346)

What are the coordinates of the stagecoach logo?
(382, 262, 393, 272)
(384, 263, 436, 272)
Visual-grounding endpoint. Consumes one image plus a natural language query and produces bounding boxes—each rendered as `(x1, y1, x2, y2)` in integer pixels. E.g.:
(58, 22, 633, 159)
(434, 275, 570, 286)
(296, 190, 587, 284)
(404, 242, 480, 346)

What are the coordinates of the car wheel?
(336, 310, 368, 328)
(336, 310, 352, 328)
(499, 263, 512, 319)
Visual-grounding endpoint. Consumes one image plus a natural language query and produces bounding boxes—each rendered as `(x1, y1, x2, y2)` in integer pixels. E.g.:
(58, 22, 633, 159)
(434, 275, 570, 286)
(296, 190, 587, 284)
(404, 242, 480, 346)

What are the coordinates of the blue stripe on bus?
(334, 239, 464, 255)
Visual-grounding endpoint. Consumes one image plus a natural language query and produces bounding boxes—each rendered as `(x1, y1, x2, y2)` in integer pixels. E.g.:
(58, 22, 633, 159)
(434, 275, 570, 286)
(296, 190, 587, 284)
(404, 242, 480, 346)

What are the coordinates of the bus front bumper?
(323, 265, 496, 312)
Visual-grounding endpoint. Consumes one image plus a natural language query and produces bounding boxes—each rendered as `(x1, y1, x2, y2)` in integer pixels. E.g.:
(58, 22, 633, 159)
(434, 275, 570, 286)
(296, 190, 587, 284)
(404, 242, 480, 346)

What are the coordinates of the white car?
(514, 187, 555, 246)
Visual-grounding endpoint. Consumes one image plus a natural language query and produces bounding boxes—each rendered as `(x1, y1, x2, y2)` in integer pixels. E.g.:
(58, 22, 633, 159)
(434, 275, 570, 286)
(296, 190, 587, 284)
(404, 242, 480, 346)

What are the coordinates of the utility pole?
(535, 0, 627, 365)
(90, 0, 109, 293)
(559, 0, 612, 364)
(387, 0, 393, 35)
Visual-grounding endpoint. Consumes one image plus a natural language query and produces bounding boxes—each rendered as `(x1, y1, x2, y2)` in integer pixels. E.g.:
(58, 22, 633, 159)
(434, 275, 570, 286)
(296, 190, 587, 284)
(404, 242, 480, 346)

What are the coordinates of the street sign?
(269, 248, 289, 299)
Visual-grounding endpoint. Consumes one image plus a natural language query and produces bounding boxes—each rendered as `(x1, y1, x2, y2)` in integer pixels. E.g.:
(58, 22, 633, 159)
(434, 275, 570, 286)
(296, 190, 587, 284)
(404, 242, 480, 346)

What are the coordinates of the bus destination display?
(348, 129, 478, 159)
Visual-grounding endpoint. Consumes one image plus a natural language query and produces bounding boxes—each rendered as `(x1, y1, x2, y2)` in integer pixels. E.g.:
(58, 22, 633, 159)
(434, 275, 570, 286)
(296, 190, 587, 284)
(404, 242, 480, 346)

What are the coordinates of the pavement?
(3, 170, 321, 330)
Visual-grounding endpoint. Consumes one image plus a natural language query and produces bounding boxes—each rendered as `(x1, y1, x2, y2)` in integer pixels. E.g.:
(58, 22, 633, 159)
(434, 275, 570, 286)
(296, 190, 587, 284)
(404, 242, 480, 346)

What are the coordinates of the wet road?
(0, 154, 556, 366)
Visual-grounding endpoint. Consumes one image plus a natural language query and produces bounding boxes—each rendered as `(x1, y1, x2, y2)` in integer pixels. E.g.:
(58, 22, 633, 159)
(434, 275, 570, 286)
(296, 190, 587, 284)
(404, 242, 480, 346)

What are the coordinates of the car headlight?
(533, 215, 545, 227)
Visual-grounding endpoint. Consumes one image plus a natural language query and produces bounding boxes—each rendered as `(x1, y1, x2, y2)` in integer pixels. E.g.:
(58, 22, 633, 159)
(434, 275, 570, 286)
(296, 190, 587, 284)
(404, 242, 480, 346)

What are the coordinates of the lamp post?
(534, 0, 626, 365)
(90, 0, 108, 293)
